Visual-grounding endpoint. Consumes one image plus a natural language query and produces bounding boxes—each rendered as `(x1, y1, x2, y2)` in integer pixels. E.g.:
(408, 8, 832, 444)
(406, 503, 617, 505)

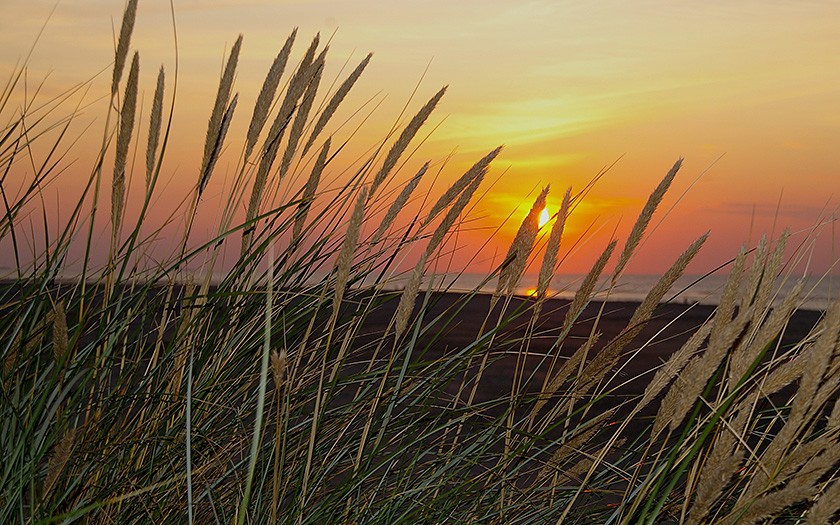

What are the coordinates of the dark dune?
(354, 291, 823, 406)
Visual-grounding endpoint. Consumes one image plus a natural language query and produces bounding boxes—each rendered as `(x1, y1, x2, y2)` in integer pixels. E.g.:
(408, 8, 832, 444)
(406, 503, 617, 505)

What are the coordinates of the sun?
(538, 207, 550, 228)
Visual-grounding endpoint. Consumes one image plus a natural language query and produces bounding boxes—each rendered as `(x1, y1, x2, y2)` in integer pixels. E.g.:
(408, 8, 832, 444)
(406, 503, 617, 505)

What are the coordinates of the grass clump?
(1, 3, 839, 524)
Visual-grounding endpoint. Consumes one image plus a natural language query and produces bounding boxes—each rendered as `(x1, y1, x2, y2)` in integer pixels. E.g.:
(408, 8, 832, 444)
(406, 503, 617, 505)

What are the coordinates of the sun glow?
(538, 207, 550, 228)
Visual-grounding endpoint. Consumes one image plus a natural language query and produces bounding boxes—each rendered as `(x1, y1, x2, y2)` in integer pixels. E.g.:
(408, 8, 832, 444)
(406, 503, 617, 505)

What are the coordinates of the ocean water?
(376, 273, 838, 312)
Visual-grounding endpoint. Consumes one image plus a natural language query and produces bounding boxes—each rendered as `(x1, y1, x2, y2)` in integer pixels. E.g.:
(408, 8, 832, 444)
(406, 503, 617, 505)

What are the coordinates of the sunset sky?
(2, 0, 839, 276)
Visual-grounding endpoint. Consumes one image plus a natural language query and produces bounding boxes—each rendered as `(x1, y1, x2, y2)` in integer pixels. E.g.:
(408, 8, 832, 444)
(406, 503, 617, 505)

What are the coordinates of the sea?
(10, 267, 834, 312)
(374, 273, 838, 312)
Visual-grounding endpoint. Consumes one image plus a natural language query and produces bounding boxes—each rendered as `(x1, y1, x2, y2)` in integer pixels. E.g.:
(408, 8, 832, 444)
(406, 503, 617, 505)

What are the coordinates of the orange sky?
(2, 0, 838, 276)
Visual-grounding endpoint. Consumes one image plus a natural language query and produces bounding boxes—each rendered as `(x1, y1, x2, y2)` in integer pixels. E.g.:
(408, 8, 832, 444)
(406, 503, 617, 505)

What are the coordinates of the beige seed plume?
(529, 333, 600, 426)
(372, 162, 428, 245)
(146, 66, 165, 194)
(261, 33, 320, 159)
(369, 86, 447, 197)
(728, 280, 803, 386)
(741, 236, 768, 311)
(270, 348, 287, 388)
(536, 186, 571, 300)
(245, 33, 319, 244)
(627, 233, 709, 334)
(829, 398, 840, 428)
(245, 29, 297, 159)
(112, 51, 139, 235)
(561, 240, 617, 334)
(43, 428, 76, 500)
(686, 409, 749, 525)
(716, 246, 747, 328)
(425, 146, 502, 224)
(278, 48, 326, 185)
(52, 301, 68, 363)
(806, 477, 840, 525)
(795, 296, 840, 419)
(637, 321, 712, 415)
(302, 52, 372, 157)
(200, 93, 238, 196)
(395, 172, 484, 338)
(200, 35, 242, 195)
(722, 485, 814, 525)
(257, 33, 318, 166)
(332, 186, 367, 321)
(536, 408, 616, 481)
(654, 311, 750, 436)
(760, 354, 806, 398)
(495, 186, 549, 297)
(775, 434, 836, 488)
(575, 234, 708, 396)
(751, 232, 787, 312)
(111, 0, 138, 96)
(293, 138, 330, 240)
(395, 253, 428, 338)
(425, 170, 484, 257)
(613, 158, 681, 280)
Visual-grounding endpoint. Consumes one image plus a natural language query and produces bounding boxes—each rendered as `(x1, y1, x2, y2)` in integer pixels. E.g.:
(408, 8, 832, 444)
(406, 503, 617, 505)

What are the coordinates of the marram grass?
(1, 3, 839, 524)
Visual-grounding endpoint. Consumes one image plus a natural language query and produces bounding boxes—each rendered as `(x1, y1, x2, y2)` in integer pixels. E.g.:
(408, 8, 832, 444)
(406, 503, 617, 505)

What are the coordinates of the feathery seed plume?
(369, 86, 447, 197)
(717, 246, 747, 326)
(729, 280, 803, 386)
(741, 236, 768, 311)
(536, 186, 571, 300)
(395, 172, 484, 337)
(654, 302, 751, 436)
(261, 32, 320, 161)
(245, 29, 297, 158)
(200, 93, 238, 195)
(495, 186, 549, 297)
(245, 33, 319, 249)
(112, 51, 139, 234)
(395, 253, 428, 338)
(637, 321, 712, 414)
(425, 171, 484, 257)
(575, 234, 708, 396)
(278, 48, 326, 185)
(372, 162, 428, 244)
(111, 0, 138, 96)
(529, 333, 601, 426)
(302, 52, 372, 156)
(425, 146, 502, 224)
(293, 138, 330, 239)
(270, 348, 286, 388)
(536, 408, 616, 481)
(628, 233, 709, 330)
(43, 429, 76, 500)
(332, 186, 367, 320)
(199, 35, 242, 195)
(829, 398, 840, 428)
(613, 158, 681, 280)
(561, 240, 617, 334)
(52, 301, 68, 363)
(146, 66, 165, 194)
(686, 409, 749, 525)
(806, 477, 840, 525)
(795, 296, 840, 419)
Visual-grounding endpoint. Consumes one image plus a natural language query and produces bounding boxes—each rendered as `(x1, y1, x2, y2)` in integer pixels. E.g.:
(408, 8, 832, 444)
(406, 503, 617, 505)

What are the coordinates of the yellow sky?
(2, 0, 839, 275)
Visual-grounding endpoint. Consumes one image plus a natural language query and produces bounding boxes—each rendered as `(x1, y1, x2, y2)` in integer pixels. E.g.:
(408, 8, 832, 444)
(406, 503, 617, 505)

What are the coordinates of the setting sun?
(538, 208, 550, 229)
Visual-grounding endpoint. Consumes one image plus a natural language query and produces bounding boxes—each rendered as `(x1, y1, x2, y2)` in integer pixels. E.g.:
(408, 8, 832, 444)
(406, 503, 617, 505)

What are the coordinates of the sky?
(2, 0, 839, 277)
